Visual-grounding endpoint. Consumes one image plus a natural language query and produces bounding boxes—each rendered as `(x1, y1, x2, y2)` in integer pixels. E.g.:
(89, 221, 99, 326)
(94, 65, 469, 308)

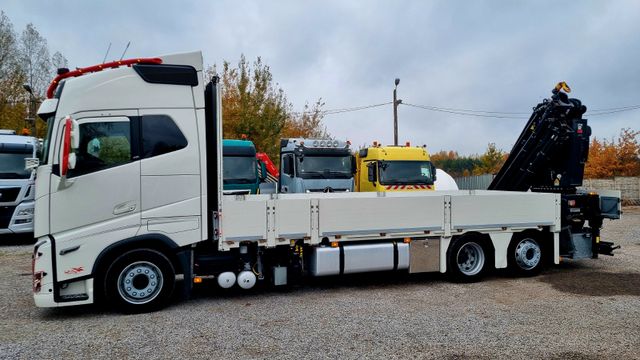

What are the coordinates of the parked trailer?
(30, 52, 615, 313)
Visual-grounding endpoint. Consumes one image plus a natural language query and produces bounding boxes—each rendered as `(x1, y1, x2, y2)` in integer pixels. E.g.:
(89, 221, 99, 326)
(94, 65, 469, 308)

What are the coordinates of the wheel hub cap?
(456, 242, 485, 276)
(515, 239, 541, 270)
(117, 261, 163, 304)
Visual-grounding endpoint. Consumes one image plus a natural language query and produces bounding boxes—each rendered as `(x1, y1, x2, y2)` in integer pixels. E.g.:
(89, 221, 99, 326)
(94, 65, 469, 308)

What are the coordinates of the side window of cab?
(68, 118, 132, 178)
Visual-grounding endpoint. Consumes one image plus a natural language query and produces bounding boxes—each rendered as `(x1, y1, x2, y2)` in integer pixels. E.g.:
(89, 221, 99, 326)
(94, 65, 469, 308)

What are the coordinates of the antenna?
(102, 42, 112, 63)
(119, 41, 131, 60)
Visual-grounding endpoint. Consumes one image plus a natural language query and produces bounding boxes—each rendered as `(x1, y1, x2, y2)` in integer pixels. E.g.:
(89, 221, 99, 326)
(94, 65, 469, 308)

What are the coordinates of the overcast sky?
(3, 1, 639, 154)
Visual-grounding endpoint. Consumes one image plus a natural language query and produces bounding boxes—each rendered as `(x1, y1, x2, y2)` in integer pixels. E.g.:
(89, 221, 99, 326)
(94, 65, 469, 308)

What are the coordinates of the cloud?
(3, 0, 639, 154)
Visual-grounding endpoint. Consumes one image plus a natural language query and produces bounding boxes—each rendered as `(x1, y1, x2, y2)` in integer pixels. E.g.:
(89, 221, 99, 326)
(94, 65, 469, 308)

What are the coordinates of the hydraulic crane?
(489, 82, 621, 259)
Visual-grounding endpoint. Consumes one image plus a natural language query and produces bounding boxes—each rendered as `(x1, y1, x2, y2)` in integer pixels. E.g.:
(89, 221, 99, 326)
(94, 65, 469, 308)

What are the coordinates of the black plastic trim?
(59, 245, 80, 256)
(90, 234, 181, 276)
(130, 116, 142, 160)
(393, 242, 399, 271)
(339, 244, 345, 275)
(133, 64, 198, 86)
(205, 78, 220, 240)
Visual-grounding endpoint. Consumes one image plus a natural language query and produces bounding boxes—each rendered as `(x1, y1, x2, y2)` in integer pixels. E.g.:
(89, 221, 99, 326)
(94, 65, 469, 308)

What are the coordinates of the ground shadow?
(0, 234, 36, 245)
(539, 263, 640, 296)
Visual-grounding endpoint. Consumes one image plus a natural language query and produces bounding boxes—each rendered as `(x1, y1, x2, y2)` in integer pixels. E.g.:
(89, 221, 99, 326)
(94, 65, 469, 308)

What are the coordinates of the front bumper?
(32, 236, 95, 308)
(0, 201, 34, 234)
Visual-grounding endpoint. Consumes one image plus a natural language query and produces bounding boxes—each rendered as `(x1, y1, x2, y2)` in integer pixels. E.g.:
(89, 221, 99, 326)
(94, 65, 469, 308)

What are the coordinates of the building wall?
(454, 175, 640, 205)
(581, 177, 640, 205)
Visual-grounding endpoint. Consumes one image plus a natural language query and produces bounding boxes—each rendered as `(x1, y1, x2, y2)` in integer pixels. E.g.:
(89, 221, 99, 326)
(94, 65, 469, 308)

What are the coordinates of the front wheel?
(507, 236, 544, 276)
(447, 237, 489, 282)
(104, 249, 175, 313)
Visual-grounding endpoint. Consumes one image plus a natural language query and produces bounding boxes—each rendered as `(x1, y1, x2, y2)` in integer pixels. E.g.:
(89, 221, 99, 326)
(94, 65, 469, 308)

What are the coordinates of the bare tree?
(19, 23, 51, 98)
(0, 11, 19, 81)
(51, 51, 68, 70)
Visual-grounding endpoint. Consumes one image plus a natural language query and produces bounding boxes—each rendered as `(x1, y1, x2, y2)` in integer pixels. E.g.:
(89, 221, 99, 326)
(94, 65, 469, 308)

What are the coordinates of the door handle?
(113, 201, 137, 215)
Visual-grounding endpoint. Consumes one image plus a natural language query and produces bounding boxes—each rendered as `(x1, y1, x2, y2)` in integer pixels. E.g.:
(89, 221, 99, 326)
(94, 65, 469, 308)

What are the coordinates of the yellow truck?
(355, 142, 437, 192)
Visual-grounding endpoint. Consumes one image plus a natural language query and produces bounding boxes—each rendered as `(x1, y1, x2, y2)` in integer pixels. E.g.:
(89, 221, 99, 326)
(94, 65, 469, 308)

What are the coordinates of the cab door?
(49, 113, 141, 280)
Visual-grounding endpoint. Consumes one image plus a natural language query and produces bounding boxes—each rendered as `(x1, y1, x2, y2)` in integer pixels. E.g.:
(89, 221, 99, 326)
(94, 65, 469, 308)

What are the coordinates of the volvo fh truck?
(30, 52, 619, 313)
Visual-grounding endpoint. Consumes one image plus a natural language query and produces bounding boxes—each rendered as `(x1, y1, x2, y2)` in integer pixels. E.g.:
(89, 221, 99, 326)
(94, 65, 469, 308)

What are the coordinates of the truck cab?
(222, 139, 266, 195)
(279, 138, 355, 193)
(356, 143, 437, 192)
(0, 130, 38, 235)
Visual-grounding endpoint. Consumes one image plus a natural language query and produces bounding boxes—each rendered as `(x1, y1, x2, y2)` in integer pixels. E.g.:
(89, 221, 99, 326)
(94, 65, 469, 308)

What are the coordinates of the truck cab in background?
(279, 138, 355, 193)
(356, 143, 437, 192)
(222, 139, 266, 195)
(0, 130, 38, 236)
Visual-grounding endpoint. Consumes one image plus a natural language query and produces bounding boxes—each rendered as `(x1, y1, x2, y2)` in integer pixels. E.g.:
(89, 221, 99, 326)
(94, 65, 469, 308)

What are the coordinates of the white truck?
(0, 130, 37, 235)
(30, 52, 619, 313)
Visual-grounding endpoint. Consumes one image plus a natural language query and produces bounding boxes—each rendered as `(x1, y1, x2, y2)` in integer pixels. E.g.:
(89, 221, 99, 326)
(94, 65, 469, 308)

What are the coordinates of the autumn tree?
(206, 55, 327, 162)
(430, 150, 481, 177)
(0, 11, 27, 133)
(584, 128, 640, 178)
(472, 143, 507, 175)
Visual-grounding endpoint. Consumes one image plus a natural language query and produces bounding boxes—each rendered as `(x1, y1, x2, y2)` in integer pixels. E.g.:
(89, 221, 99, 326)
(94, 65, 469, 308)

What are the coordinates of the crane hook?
(554, 81, 571, 93)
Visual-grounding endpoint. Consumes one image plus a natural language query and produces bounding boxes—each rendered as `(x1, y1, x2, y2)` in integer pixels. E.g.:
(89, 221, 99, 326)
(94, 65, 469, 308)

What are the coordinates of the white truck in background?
(29, 52, 619, 313)
(0, 130, 37, 236)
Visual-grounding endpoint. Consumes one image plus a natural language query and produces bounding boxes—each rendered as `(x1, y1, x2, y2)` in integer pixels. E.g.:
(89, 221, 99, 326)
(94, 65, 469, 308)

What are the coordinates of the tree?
(584, 128, 640, 178)
(281, 99, 328, 139)
(19, 23, 51, 99)
(0, 11, 27, 133)
(206, 55, 327, 161)
(473, 143, 507, 175)
(51, 51, 68, 70)
(430, 150, 481, 177)
(0, 11, 19, 81)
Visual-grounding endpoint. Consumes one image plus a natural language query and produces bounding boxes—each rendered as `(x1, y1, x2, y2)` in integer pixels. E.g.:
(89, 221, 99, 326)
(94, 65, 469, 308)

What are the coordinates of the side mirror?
(25, 157, 39, 171)
(58, 116, 79, 188)
(351, 155, 357, 174)
(431, 163, 437, 182)
(367, 162, 377, 183)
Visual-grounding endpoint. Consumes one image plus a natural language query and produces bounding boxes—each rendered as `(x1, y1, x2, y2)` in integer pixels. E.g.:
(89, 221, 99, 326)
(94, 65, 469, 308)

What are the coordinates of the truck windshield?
(223, 156, 257, 184)
(0, 147, 33, 179)
(297, 155, 352, 179)
(378, 160, 434, 185)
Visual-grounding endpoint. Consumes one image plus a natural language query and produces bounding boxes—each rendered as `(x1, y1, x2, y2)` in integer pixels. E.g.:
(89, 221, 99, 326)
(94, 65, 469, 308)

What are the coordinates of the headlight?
(18, 208, 34, 216)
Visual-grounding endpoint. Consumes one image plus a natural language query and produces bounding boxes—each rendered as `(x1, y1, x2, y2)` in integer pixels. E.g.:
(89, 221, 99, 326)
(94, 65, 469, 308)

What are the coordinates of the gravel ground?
(0, 208, 639, 360)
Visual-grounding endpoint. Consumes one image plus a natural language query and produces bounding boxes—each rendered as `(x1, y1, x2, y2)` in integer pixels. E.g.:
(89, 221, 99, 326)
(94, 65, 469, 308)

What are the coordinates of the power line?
(231, 99, 640, 120)
(292, 102, 392, 116)
(401, 102, 528, 119)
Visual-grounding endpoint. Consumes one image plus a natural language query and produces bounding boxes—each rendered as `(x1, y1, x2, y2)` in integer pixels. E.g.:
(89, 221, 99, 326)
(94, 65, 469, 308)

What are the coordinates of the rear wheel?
(507, 236, 544, 276)
(104, 249, 175, 313)
(447, 237, 489, 282)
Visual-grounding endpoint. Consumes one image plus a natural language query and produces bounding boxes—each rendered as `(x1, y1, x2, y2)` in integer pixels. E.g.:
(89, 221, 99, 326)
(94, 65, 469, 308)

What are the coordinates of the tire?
(507, 235, 544, 277)
(104, 249, 175, 313)
(447, 237, 489, 282)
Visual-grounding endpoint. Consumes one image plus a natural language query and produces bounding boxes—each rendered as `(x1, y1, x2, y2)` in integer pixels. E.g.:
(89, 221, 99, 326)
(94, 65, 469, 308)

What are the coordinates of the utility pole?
(23, 84, 36, 136)
(393, 78, 401, 146)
